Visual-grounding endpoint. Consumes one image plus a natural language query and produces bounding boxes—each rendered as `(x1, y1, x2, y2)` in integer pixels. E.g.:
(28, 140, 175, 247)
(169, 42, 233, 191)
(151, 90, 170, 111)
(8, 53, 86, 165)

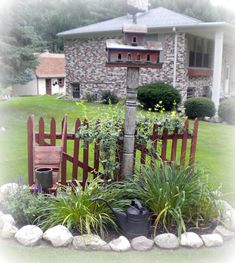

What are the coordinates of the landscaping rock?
(131, 236, 154, 251)
(73, 234, 110, 251)
(15, 225, 43, 246)
(0, 183, 19, 202)
(109, 236, 131, 252)
(220, 200, 235, 232)
(43, 225, 73, 247)
(154, 233, 179, 249)
(201, 234, 223, 247)
(213, 225, 235, 240)
(1, 222, 18, 239)
(180, 232, 203, 248)
(0, 214, 15, 229)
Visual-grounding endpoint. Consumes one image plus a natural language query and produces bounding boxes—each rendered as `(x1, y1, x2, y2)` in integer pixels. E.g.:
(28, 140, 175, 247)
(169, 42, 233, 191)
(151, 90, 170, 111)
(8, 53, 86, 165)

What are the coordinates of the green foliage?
(112, 163, 222, 236)
(137, 82, 181, 111)
(3, 186, 49, 227)
(37, 179, 128, 237)
(184, 97, 215, 119)
(77, 103, 124, 178)
(218, 97, 235, 125)
(101, 91, 119, 105)
(85, 93, 97, 102)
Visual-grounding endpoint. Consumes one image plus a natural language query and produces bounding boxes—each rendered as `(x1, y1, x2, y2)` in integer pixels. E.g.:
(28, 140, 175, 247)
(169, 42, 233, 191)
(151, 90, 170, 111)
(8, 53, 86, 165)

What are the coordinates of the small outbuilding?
(13, 52, 66, 96)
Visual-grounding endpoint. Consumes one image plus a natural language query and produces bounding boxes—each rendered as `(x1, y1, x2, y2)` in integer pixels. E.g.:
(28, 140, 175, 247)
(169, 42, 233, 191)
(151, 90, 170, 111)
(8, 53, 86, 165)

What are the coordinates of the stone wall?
(64, 33, 189, 100)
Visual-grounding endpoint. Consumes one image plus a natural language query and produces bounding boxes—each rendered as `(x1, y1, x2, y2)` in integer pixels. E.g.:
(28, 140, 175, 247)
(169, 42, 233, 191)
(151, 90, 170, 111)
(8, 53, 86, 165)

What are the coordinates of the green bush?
(3, 186, 49, 226)
(137, 82, 181, 111)
(85, 93, 97, 102)
(218, 97, 235, 124)
(36, 179, 128, 237)
(184, 97, 215, 119)
(112, 163, 222, 236)
(101, 91, 119, 104)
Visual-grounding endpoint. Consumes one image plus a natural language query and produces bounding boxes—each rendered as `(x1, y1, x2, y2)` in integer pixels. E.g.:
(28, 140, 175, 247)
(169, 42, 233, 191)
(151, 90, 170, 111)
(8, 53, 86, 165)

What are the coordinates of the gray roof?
(57, 7, 203, 37)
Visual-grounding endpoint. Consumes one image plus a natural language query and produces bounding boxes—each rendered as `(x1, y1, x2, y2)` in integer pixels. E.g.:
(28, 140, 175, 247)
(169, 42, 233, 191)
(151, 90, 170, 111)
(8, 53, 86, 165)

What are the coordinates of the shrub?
(218, 97, 235, 124)
(36, 179, 128, 237)
(101, 91, 119, 104)
(112, 163, 222, 236)
(137, 82, 181, 111)
(3, 186, 49, 226)
(85, 93, 97, 102)
(184, 97, 215, 119)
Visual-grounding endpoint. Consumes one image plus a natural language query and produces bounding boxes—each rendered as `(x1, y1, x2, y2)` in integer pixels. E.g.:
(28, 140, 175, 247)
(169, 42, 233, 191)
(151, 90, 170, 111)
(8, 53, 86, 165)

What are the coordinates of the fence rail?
(27, 116, 198, 188)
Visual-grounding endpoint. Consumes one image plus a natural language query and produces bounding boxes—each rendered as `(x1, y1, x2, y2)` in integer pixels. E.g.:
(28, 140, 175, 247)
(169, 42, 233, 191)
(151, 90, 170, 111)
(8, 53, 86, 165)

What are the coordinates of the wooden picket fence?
(27, 116, 198, 188)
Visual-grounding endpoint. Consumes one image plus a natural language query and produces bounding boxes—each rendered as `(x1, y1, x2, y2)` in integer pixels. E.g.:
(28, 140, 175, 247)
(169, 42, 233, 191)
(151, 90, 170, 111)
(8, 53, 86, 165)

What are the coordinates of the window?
(72, 83, 80, 99)
(137, 54, 141, 61)
(187, 87, 195, 98)
(117, 53, 122, 61)
(128, 53, 132, 61)
(147, 54, 151, 62)
(132, 36, 137, 43)
(188, 35, 212, 68)
(58, 78, 64, 87)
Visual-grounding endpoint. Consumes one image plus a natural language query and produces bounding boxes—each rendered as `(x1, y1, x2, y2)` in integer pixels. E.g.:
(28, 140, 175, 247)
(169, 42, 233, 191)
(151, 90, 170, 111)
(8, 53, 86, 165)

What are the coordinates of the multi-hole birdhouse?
(106, 24, 162, 68)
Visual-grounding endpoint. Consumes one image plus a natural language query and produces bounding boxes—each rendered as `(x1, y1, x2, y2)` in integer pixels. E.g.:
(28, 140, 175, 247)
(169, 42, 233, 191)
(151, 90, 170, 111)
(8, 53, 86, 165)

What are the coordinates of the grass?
(0, 95, 234, 204)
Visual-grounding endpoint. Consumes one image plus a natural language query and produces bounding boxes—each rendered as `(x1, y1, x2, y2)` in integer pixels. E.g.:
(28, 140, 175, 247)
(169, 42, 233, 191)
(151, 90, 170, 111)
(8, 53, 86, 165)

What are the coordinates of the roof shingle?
(36, 53, 65, 78)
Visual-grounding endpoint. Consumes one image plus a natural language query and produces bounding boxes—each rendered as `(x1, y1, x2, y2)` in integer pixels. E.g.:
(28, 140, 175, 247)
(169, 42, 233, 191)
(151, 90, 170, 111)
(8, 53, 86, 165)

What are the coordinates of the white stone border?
(1, 183, 235, 251)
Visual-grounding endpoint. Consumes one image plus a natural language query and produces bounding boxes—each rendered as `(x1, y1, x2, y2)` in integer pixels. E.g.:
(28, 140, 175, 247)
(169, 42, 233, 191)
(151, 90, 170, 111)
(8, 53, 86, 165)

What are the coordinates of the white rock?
(154, 233, 179, 249)
(73, 234, 110, 251)
(1, 222, 18, 239)
(201, 234, 223, 247)
(220, 200, 235, 232)
(0, 214, 15, 229)
(109, 236, 131, 252)
(131, 236, 154, 251)
(0, 183, 19, 201)
(180, 232, 203, 248)
(43, 225, 73, 247)
(213, 225, 235, 240)
(15, 225, 43, 246)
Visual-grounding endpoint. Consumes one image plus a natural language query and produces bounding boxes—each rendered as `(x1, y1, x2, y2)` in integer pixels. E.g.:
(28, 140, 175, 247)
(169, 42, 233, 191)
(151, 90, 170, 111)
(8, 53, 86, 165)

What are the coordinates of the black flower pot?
(35, 167, 53, 190)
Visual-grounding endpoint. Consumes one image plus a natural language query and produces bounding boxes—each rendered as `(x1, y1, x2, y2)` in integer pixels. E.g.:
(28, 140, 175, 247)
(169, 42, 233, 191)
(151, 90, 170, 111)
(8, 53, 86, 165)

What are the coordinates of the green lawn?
(0, 96, 234, 204)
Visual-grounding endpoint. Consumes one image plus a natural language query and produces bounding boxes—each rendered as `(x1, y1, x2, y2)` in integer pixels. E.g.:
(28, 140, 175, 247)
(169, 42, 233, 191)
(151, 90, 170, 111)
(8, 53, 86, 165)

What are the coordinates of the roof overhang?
(58, 22, 235, 46)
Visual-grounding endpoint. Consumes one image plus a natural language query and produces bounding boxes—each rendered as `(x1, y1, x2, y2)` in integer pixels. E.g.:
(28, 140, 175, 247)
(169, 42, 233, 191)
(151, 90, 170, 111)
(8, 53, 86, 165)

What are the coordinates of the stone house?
(58, 7, 235, 108)
(13, 52, 66, 96)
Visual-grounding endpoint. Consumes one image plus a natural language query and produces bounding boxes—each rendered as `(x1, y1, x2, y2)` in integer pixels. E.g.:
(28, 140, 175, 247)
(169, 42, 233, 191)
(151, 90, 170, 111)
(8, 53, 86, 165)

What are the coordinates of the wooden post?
(122, 67, 139, 178)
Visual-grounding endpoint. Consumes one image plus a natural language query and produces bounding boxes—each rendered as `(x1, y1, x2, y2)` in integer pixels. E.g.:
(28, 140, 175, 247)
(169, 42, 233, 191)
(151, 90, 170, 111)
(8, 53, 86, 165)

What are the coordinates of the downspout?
(173, 27, 178, 88)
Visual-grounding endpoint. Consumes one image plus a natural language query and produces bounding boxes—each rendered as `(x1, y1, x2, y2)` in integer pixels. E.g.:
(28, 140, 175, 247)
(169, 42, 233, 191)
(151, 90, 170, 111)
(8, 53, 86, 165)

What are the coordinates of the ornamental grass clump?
(36, 179, 128, 237)
(113, 163, 222, 237)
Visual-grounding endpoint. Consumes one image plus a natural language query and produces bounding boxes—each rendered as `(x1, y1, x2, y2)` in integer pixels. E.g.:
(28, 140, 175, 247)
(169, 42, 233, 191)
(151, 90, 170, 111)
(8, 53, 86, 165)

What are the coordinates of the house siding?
(64, 33, 190, 100)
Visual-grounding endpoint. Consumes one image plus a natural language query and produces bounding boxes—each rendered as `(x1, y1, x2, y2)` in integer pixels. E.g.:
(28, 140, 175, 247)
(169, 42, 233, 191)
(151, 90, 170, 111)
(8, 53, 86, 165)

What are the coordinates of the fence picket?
(180, 119, 189, 166)
(61, 116, 67, 185)
(72, 118, 81, 182)
(50, 118, 56, 146)
(171, 127, 178, 162)
(82, 120, 89, 188)
(161, 128, 168, 160)
(38, 117, 45, 146)
(27, 116, 34, 186)
(189, 119, 199, 168)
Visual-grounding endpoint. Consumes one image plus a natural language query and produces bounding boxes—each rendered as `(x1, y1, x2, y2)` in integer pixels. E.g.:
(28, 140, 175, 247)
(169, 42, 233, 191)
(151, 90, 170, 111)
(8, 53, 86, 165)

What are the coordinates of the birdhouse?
(106, 24, 162, 68)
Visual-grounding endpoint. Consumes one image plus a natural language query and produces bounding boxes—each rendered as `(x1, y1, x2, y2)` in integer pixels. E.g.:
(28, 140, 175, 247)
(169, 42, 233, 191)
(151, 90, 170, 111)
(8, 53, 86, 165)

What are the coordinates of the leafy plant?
(101, 91, 119, 104)
(3, 186, 49, 227)
(85, 93, 97, 102)
(36, 179, 128, 237)
(184, 97, 215, 119)
(112, 163, 222, 237)
(218, 97, 235, 124)
(137, 82, 181, 111)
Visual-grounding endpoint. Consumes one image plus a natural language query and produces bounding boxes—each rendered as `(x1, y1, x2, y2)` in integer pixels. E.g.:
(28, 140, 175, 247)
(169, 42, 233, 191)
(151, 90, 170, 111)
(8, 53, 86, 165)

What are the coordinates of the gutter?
(173, 27, 177, 88)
